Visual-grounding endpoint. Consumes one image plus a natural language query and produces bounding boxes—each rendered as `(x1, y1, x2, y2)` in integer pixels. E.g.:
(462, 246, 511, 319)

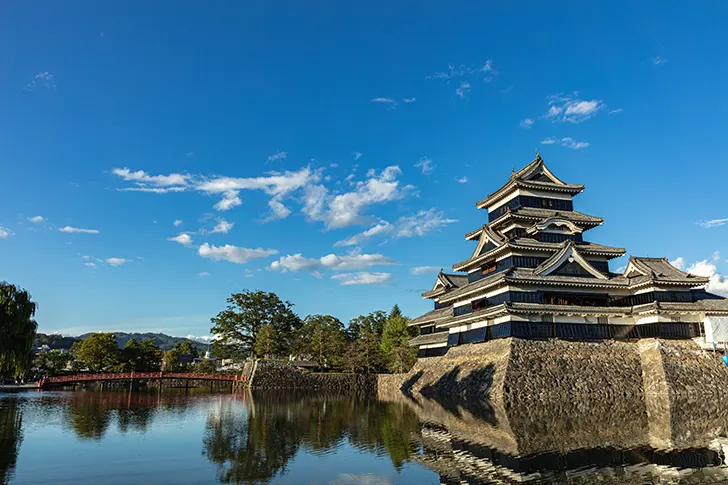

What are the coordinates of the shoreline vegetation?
(2, 283, 419, 383)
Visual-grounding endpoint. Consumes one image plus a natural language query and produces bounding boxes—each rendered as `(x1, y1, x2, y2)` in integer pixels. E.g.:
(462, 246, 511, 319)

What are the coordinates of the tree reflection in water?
(0, 398, 23, 485)
(202, 392, 422, 484)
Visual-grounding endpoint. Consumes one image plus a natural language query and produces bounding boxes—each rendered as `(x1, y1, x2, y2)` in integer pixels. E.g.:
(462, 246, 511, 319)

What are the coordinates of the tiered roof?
(410, 154, 726, 334)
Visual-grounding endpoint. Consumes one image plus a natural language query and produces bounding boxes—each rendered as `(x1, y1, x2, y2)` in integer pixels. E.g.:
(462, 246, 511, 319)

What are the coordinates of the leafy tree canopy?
(72, 333, 120, 373)
(0, 282, 38, 377)
(381, 314, 418, 374)
(254, 324, 279, 359)
(296, 315, 346, 369)
(210, 290, 301, 359)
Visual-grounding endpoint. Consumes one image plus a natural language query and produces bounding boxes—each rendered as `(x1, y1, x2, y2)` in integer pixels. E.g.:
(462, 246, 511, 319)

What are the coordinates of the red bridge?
(40, 372, 241, 388)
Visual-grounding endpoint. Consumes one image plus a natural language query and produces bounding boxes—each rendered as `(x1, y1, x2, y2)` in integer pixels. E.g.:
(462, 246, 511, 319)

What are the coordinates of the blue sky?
(1, 1, 727, 338)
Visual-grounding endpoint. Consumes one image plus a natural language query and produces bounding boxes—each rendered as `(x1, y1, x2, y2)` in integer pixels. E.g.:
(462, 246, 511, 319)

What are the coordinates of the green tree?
(388, 304, 403, 321)
(196, 359, 217, 374)
(73, 333, 120, 373)
(174, 340, 199, 358)
(162, 349, 180, 371)
(381, 314, 417, 373)
(210, 290, 301, 360)
(296, 315, 346, 370)
(122, 338, 162, 372)
(34, 350, 72, 376)
(0, 282, 38, 378)
(346, 311, 387, 373)
(254, 324, 279, 359)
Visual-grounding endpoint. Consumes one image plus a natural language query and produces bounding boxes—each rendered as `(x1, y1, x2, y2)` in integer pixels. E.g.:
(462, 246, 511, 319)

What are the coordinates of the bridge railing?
(42, 372, 239, 386)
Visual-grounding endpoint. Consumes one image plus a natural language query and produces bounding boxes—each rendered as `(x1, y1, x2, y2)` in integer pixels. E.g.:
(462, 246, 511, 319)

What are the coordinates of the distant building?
(409, 154, 728, 357)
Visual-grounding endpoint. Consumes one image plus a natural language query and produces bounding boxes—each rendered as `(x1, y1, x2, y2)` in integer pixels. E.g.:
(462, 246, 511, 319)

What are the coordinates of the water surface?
(3, 388, 728, 484)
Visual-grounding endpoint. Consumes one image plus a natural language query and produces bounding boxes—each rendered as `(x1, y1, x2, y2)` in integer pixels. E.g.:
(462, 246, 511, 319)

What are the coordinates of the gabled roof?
(421, 270, 468, 298)
(465, 224, 506, 243)
(476, 155, 585, 209)
(534, 241, 608, 279)
(408, 306, 453, 326)
(488, 207, 603, 228)
(623, 257, 709, 285)
(525, 217, 583, 235)
(452, 239, 625, 272)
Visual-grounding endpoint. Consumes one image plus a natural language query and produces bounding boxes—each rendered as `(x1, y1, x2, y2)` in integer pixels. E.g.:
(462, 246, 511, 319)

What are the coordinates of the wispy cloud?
(427, 61, 497, 80)
(331, 272, 391, 286)
(210, 219, 234, 234)
(333, 208, 457, 247)
(26, 72, 56, 91)
(27, 216, 45, 223)
(520, 118, 534, 128)
(112, 167, 190, 193)
(266, 151, 288, 164)
(653, 56, 667, 65)
(410, 266, 441, 275)
(168, 233, 193, 246)
(455, 176, 468, 184)
(106, 258, 130, 267)
(0, 227, 12, 239)
(545, 93, 605, 123)
(198, 272, 210, 277)
(371, 97, 398, 105)
(456, 80, 471, 98)
(414, 157, 434, 175)
(609, 108, 624, 115)
(85, 262, 97, 269)
(59, 226, 100, 234)
(354, 152, 362, 160)
(541, 137, 590, 150)
(333, 222, 394, 247)
(198, 243, 277, 264)
(173, 219, 183, 227)
(402, 98, 416, 103)
(697, 218, 728, 229)
(269, 249, 396, 277)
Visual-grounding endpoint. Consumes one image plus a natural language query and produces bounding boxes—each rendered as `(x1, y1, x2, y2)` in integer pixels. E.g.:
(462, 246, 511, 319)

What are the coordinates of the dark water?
(2, 389, 728, 485)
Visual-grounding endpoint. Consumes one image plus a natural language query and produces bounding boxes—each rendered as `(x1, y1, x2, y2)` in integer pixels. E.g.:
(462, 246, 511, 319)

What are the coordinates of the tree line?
(210, 290, 419, 373)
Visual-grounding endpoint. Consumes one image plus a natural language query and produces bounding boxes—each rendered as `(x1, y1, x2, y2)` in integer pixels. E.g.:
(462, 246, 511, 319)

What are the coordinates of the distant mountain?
(36, 332, 210, 352)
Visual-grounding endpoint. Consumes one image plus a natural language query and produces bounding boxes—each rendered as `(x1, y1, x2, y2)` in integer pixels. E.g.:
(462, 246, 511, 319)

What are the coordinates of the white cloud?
(27, 72, 56, 91)
(312, 166, 413, 229)
(332, 208, 456, 246)
(426, 61, 497, 80)
(0, 227, 10, 239)
(59, 226, 100, 234)
(198, 272, 210, 277)
(186, 334, 215, 343)
(354, 152, 362, 160)
(331, 272, 392, 286)
(686, 259, 728, 296)
(414, 157, 434, 175)
(456, 80, 471, 98)
(198, 243, 278, 264)
(198, 166, 319, 217)
(713, 251, 721, 262)
(615, 265, 627, 274)
(28, 216, 45, 223)
(410, 266, 441, 275)
(609, 108, 624, 115)
(697, 218, 728, 229)
(82, 255, 91, 260)
(520, 118, 534, 128)
(112, 167, 190, 193)
(653, 56, 667, 65)
(333, 222, 394, 247)
(670, 257, 685, 270)
(269, 249, 396, 276)
(106, 258, 130, 267)
(210, 219, 234, 234)
(393, 208, 458, 238)
(85, 262, 97, 269)
(173, 219, 183, 227)
(545, 93, 605, 123)
(402, 98, 416, 103)
(169, 233, 193, 246)
(455, 176, 468, 184)
(540, 137, 590, 150)
(266, 151, 288, 163)
(371, 97, 397, 105)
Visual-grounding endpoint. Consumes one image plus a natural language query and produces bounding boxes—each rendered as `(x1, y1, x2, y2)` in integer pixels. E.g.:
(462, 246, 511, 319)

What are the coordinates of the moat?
(4, 388, 728, 484)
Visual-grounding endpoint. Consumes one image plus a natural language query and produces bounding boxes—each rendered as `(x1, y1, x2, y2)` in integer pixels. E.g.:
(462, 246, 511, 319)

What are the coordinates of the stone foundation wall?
(250, 360, 377, 393)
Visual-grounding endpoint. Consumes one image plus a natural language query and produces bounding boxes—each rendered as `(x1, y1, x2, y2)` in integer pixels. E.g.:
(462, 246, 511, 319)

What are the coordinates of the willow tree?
(0, 282, 38, 378)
